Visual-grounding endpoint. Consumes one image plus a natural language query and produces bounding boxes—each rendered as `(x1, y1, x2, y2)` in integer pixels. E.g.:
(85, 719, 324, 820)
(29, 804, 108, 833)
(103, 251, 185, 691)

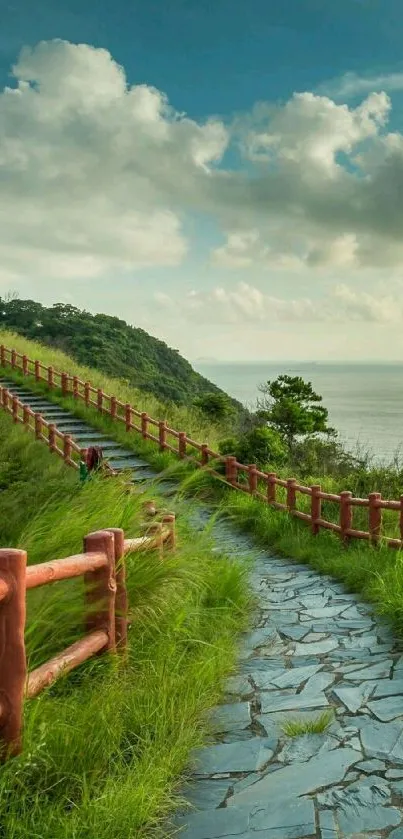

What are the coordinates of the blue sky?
(2, 1, 403, 360)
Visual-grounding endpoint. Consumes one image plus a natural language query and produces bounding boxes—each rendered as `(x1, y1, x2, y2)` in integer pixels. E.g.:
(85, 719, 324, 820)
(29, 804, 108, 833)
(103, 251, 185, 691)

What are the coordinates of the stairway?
(0, 377, 175, 493)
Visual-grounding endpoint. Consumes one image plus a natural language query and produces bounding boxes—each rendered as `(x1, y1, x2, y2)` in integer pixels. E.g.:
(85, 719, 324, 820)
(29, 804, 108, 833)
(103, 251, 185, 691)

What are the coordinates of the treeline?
(0, 297, 241, 409)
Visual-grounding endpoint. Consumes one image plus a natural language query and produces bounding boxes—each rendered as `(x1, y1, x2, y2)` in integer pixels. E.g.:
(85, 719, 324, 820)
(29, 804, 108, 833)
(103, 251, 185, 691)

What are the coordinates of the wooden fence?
(0, 512, 176, 759)
(1, 344, 403, 550)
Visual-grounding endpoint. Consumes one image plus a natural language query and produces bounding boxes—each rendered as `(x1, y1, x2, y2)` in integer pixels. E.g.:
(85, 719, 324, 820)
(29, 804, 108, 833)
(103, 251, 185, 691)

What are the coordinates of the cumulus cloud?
(154, 281, 403, 326)
(319, 70, 403, 100)
(3, 39, 403, 287)
(0, 39, 228, 283)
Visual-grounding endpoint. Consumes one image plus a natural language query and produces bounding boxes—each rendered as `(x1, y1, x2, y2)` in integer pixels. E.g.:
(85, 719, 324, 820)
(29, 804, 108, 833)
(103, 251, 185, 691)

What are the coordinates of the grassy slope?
(0, 412, 251, 839)
(2, 333, 403, 638)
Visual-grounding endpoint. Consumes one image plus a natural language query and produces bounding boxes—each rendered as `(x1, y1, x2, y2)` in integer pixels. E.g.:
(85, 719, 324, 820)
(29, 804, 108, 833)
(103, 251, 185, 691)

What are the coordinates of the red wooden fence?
(1, 344, 403, 551)
(0, 512, 176, 759)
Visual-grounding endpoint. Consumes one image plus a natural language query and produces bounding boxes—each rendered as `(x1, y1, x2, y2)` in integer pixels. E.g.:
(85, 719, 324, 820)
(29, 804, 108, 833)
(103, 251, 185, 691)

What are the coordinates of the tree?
(219, 426, 287, 469)
(257, 374, 335, 449)
(194, 392, 236, 422)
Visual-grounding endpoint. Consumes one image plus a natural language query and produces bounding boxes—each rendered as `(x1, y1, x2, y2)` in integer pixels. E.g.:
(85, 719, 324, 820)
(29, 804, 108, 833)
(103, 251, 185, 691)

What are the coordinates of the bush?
(219, 426, 287, 469)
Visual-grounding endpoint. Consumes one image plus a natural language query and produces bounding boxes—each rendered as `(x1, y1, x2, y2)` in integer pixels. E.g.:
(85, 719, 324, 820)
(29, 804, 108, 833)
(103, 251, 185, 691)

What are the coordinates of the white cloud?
(319, 70, 403, 100)
(154, 281, 403, 326)
(3, 39, 403, 292)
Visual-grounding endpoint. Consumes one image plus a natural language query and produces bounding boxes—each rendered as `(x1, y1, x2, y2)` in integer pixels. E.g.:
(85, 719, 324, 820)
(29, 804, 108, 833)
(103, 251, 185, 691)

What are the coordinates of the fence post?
(225, 455, 237, 486)
(48, 366, 54, 388)
(48, 423, 56, 453)
(201, 444, 209, 466)
(61, 373, 68, 396)
(311, 485, 322, 535)
(287, 478, 297, 512)
(248, 465, 258, 494)
(84, 530, 116, 653)
(162, 514, 176, 550)
(340, 491, 352, 543)
(369, 492, 382, 547)
(0, 548, 27, 758)
(84, 383, 90, 407)
(106, 528, 127, 652)
(34, 413, 42, 439)
(12, 396, 19, 424)
(2, 388, 8, 411)
(178, 432, 187, 458)
(399, 496, 403, 548)
(141, 412, 148, 439)
(0, 345, 5, 367)
(97, 388, 103, 412)
(125, 404, 131, 432)
(22, 355, 28, 376)
(148, 522, 164, 560)
(63, 434, 72, 464)
(23, 405, 30, 427)
(159, 420, 167, 451)
(73, 377, 79, 399)
(110, 396, 117, 420)
(34, 360, 40, 382)
(267, 472, 277, 505)
(11, 349, 16, 369)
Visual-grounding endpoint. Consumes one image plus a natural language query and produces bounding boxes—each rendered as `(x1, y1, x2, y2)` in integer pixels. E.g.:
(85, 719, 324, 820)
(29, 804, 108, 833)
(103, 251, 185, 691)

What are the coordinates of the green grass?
(0, 411, 251, 839)
(281, 710, 334, 738)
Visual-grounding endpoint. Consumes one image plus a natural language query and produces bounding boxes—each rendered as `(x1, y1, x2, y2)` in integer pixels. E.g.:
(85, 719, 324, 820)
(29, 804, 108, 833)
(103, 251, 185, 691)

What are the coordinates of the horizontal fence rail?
(1, 344, 403, 551)
(0, 511, 176, 760)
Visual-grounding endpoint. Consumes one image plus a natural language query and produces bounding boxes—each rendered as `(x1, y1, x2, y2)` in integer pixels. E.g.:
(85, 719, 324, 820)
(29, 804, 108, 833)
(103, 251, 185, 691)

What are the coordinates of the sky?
(2, 1, 403, 361)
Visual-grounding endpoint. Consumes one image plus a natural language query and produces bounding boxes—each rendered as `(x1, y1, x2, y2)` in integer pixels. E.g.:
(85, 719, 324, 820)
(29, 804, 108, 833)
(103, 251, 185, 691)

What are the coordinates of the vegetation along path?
(3, 376, 403, 839)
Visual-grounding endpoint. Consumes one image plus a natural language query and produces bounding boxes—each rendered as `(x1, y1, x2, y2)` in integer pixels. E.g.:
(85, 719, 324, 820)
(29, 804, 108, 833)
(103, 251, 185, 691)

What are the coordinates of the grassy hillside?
(0, 297, 241, 408)
(0, 411, 250, 839)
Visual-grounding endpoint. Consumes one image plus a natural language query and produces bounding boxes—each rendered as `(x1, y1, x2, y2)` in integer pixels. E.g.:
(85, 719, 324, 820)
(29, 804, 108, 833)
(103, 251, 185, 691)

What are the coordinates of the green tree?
(257, 374, 335, 449)
(194, 392, 236, 422)
(219, 426, 287, 469)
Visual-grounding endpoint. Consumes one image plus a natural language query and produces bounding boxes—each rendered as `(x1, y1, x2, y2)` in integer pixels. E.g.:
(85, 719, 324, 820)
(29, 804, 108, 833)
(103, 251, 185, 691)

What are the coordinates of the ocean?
(193, 361, 403, 465)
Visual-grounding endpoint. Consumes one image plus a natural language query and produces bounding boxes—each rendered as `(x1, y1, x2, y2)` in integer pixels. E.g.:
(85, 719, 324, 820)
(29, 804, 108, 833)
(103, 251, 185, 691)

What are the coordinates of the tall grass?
(0, 412, 251, 838)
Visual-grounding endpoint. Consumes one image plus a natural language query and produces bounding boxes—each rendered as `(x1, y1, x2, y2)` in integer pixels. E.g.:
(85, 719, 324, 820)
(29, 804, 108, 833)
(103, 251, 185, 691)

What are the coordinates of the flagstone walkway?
(174, 512, 403, 839)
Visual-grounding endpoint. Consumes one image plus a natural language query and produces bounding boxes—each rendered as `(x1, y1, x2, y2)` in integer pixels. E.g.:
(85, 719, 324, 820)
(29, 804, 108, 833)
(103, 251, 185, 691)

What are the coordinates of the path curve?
(3, 377, 403, 839)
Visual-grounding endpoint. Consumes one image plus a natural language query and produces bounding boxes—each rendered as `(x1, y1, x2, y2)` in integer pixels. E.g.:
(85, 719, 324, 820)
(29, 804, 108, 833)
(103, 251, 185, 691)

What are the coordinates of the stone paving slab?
(173, 513, 403, 839)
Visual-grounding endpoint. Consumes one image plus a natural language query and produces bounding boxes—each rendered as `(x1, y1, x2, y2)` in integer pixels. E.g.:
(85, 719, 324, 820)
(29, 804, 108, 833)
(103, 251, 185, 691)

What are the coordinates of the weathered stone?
(191, 738, 275, 776)
(318, 808, 338, 838)
(389, 828, 403, 839)
(302, 672, 335, 694)
(332, 683, 375, 713)
(301, 632, 328, 642)
(293, 638, 339, 656)
(341, 634, 380, 650)
(174, 805, 250, 838)
(356, 759, 386, 773)
(367, 696, 403, 722)
(373, 679, 403, 698)
(269, 663, 322, 690)
(278, 732, 337, 763)
(225, 675, 252, 696)
(331, 776, 401, 835)
(386, 768, 403, 778)
(279, 626, 309, 641)
(248, 669, 286, 688)
(343, 660, 393, 681)
(360, 719, 403, 763)
(229, 748, 357, 807)
(209, 703, 251, 733)
(249, 796, 315, 837)
(260, 690, 329, 714)
(183, 779, 231, 811)
(304, 605, 350, 619)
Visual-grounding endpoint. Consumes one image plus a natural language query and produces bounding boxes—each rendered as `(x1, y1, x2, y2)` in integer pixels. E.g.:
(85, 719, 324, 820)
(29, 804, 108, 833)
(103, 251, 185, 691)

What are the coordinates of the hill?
(0, 297, 240, 408)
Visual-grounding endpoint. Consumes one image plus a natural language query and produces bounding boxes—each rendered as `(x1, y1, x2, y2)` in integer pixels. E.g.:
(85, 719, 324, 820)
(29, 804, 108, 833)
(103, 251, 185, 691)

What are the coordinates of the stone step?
(107, 456, 154, 471)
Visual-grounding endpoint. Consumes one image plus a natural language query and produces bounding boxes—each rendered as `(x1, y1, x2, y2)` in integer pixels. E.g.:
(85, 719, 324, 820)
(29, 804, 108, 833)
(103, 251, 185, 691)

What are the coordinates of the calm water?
(194, 362, 403, 465)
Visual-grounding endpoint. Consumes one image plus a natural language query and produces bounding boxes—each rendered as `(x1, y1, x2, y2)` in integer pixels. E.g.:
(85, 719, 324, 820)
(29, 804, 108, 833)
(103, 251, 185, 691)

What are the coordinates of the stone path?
(174, 512, 403, 839)
(3, 377, 403, 838)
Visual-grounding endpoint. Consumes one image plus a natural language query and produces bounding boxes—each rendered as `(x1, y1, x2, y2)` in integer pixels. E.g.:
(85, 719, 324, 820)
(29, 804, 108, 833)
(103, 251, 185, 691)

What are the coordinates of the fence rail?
(1, 344, 403, 551)
(0, 512, 176, 759)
